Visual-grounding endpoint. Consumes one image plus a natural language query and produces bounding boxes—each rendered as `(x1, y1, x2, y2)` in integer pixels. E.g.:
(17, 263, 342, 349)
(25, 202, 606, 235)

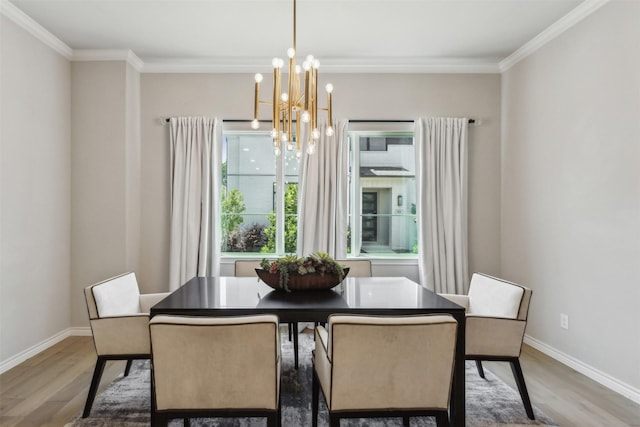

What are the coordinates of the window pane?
(351, 132, 417, 256)
(221, 132, 300, 255)
(222, 133, 275, 253)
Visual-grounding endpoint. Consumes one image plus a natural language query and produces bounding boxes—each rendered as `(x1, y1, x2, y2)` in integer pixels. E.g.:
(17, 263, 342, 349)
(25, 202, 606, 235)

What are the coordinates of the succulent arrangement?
(259, 252, 346, 292)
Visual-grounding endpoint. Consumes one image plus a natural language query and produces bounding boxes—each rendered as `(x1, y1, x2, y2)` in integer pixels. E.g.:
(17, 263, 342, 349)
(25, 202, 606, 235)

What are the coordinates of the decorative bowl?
(256, 268, 350, 291)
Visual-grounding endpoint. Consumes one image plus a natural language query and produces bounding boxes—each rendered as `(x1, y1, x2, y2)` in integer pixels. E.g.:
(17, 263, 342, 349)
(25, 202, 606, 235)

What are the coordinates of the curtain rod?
(350, 119, 476, 124)
(164, 118, 476, 124)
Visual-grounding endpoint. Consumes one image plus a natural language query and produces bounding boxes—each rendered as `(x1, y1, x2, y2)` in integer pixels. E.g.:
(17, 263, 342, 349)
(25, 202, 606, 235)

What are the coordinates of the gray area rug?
(66, 331, 557, 426)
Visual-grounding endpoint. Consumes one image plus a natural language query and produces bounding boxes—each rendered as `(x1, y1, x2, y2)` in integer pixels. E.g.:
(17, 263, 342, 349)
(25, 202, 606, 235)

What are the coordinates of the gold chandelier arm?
(251, 0, 334, 153)
(273, 64, 281, 144)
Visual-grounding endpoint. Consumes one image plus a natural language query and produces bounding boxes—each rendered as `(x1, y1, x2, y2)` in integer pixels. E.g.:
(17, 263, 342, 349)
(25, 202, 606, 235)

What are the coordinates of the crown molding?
(1, 0, 72, 59)
(142, 56, 501, 74)
(3, 0, 608, 75)
(499, 0, 610, 72)
(72, 49, 144, 72)
(321, 57, 501, 74)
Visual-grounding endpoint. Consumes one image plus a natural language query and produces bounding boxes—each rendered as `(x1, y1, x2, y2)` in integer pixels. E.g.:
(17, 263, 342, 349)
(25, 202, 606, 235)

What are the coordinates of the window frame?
(348, 121, 417, 259)
(221, 122, 300, 257)
(221, 121, 418, 259)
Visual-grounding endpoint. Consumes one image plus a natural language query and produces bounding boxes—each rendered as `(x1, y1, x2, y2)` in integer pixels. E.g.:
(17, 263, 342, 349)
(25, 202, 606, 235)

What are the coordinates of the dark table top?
(151, 276, 464, 322)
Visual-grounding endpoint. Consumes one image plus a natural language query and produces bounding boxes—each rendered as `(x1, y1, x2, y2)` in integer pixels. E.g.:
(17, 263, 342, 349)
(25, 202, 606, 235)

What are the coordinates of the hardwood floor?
(1, 336, 639, 426)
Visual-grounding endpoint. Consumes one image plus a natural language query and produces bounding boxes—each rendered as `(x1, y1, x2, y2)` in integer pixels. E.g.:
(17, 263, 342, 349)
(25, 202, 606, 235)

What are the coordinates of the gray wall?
(0, 16, 71, 362)
(501, 1, 640, 391)
(70, 61, 141, 326)
(139, 73, 502, 295)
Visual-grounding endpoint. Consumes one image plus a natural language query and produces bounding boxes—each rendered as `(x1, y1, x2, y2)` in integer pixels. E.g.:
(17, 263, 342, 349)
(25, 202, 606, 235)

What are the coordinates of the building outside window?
(221, 124, 417, 258)
(349, 125, 417, 257)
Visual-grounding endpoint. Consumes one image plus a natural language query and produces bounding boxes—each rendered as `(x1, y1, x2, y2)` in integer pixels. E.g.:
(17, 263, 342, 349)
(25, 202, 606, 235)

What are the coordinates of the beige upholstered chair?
(234, 259, 264, 277)
(83, 272, 169, 417)
(149, 314, 281, 427)
(312, 314, 458, 427)
(337, 259, 372, 277)
(440, 272, 535, 420)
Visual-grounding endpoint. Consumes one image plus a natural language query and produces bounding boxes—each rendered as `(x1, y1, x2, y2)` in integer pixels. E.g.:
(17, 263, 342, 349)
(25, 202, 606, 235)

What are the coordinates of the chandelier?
(251, 0, 334, 157)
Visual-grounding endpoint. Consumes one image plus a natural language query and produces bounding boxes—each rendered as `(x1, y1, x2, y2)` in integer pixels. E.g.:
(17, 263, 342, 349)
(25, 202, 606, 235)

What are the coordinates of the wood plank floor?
(1, 336, 639, 426)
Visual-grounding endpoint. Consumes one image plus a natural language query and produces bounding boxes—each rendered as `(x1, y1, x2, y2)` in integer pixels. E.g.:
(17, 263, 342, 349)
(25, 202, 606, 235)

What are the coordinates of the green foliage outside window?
(261, 184, 298, 253)
(221, 189, 246, 250)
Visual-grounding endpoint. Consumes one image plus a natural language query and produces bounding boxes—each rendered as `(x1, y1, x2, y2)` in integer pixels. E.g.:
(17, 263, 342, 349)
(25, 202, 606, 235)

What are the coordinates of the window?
(221, 122, 417, 258)
(221, 130, 299, 255)
(349, 124, 417, 257)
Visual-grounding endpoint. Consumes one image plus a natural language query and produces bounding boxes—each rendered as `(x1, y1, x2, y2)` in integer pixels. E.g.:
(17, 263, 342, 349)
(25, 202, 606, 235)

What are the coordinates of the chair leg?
(329, 413, 340, 427)
(403, 415, 410, 426)
(312, 368, 319, 427)
(475, 360, 485, 378)
(435, 412, 450, 427)
(267, 412, 277, 427)
(183, 418, 190, 427)
(510, 358, 535, 420)
(82, 356, 107, 417)
(124, 359, 133, 376)
(277, 395, 282, 427)
(288, 322, 293, 341)
(151, 413, 167, 427)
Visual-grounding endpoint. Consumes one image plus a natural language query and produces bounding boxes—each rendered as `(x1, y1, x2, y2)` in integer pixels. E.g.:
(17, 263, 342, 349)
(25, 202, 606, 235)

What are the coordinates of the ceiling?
(6, 0, 587, 72)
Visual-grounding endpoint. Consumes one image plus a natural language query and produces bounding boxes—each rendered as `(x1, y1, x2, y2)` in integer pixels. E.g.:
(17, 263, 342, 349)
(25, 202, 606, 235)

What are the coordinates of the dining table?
(151, 275, 466, 426)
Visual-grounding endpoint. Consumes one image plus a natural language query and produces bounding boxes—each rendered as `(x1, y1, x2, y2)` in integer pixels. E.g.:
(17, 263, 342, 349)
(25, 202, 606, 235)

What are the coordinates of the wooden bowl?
(255, 268, 350, 291)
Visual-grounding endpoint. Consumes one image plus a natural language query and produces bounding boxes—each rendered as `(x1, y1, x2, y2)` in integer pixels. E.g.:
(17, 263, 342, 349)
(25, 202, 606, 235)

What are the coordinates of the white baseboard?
(0, 327, 93, 374)
(524, 334, 640, 405)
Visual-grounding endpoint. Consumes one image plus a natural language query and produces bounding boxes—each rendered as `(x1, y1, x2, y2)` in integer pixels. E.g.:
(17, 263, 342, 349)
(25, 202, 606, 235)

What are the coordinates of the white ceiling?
(6, 0, 590, 72)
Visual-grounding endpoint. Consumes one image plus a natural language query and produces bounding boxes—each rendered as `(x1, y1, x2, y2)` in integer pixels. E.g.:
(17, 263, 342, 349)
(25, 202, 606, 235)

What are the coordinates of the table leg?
(450, 312, 466, 426)
(293, 328, 299, 369)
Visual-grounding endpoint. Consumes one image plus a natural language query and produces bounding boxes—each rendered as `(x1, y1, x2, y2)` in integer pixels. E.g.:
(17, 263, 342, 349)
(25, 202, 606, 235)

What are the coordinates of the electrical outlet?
(560, 313, 569, 330)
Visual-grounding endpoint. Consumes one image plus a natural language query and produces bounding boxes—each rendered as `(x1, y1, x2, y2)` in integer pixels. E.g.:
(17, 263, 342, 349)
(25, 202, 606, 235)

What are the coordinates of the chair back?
(234, 260, 263, 277)
(338, 259, 372, 277)
(468, 273, 531, 320)
(84, 272, 141, 319)
(326, 314, 457, 411)
(150, 314, 280, 411)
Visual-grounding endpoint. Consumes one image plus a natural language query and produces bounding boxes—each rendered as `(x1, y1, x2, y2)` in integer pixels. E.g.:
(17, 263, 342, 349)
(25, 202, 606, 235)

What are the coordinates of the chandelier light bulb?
(302, 61, 311, 71)
(296, 150, 302, 159)
(287, 141, 294, 151)
(274, 147, 281, 156)
(251, 119, 260, 129)
(307, 144, 316, 155)
(306, 54, 314, 63)
(301, 111, 310, 122)
(281, 93, 289, 102)
(272, 57, 280, 68)
(271, 128, 278, 138)
(325, 83, 333, 93)
(281, 132, 288, 142)
(255, 73, 263, 83)
(295, 65, 302, 74)
(287, 48, 295, 58)
(312, 128, 320, 140)
(326, 126, 334, 136)
(313, 59, 320, 69)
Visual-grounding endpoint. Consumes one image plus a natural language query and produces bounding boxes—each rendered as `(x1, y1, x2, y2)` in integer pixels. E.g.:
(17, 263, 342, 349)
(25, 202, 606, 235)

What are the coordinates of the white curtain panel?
(168, 117, 222, 290)
(297, 120, 349, 258)
(415, 117, 469, 294)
